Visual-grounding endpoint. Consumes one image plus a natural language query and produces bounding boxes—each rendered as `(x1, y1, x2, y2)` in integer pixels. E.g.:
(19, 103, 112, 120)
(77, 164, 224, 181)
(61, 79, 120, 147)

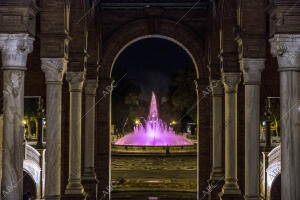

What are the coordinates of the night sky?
(112, 38, 195, 100)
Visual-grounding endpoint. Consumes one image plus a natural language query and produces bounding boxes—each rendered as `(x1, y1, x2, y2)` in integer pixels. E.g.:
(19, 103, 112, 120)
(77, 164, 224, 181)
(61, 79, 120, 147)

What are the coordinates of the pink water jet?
(114, 92, 193, 146)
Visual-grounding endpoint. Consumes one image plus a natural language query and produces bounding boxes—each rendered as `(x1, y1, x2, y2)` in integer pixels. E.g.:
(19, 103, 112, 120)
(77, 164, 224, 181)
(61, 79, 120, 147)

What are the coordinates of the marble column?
(0, 34, 34, 200)
(210, 79, 224, 180)
(240, 58, 265, 200)
(270, 34, 300, 200)
(220, 72, 242, 198)
(41, 58, 67, 200)
(82, 79, 98, 200)
(83, 80, 98, 179)
(65, 71, 86, 196)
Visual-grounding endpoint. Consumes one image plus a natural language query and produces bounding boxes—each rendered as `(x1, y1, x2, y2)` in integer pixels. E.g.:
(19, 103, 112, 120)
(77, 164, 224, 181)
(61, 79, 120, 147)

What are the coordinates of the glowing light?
(171, 120, 176, 125)
(23, 120, 27, 125)
(115, 92, 193, 146)
(262, 121, 266, 126)
(144, 180, 162, 183)
(134, 119, 140, 125)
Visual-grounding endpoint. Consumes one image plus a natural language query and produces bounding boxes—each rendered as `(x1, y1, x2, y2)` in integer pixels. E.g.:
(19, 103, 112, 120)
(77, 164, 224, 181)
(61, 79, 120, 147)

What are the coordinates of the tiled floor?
(111, 154, 197, 199)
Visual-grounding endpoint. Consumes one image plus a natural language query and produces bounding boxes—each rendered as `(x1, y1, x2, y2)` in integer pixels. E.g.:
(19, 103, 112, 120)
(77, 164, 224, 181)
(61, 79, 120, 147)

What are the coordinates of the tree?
(168, 68, 197, 131)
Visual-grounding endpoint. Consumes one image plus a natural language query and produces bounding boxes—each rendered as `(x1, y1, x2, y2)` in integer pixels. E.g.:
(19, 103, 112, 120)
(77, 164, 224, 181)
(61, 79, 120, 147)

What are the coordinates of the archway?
(270, 174, 281, 200)
(23, 144, 42, 198)
(23, 171, 37, 199)
(266, 145, 281, 200)
(110, 37, 197, 199)
(97, 18, 211, 200)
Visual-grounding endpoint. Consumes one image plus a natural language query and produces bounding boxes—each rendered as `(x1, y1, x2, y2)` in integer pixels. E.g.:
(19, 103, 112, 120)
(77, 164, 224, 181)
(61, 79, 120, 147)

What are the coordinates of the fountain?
(114, 92, 193, 146)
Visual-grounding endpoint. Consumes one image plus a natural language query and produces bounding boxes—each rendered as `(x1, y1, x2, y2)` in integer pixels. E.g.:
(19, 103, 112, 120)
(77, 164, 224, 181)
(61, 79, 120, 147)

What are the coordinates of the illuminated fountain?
(114, 92, 193, 146)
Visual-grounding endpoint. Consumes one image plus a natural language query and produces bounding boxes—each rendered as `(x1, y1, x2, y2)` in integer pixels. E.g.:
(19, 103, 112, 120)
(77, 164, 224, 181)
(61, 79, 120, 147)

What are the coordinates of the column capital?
(269, 34, 300, 71)
(66, 71, 86, 92)
(0, 33, 34, 70)
(222, 72, 241, 94)
(210, 79, 223, 96)
(85, 79, 98, 95)
(240, 58, 265, 85)
(41, 58, 67, 83)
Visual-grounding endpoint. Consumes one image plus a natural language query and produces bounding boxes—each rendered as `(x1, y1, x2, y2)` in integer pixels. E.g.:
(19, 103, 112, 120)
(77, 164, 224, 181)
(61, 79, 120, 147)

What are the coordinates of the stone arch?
(23, 145, 42, 199)
(270, 174, 281, 200)
(98, 17, 211, 200)
(101, 18, 206, 79)
(23, 171, 37, 199)
(266, 145, 281, 200)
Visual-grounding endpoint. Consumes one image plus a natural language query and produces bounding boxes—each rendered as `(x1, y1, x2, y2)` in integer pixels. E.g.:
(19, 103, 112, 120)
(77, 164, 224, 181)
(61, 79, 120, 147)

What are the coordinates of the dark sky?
(112, 38, 195, 100)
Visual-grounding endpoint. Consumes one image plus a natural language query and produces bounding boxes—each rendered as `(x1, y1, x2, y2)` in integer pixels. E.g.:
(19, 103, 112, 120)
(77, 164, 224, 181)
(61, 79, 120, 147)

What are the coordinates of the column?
(220, 72, 242, 198)
(210, 79, 224, 180)
(240, 58, 265, 200)
(270, 34, 300, 200)
(65, 71, 86, 196)
(96, 77, 112, 200)
(41, 58, 67, 199)
(82, 79, 98, 200)
(0, 34, 33, 200)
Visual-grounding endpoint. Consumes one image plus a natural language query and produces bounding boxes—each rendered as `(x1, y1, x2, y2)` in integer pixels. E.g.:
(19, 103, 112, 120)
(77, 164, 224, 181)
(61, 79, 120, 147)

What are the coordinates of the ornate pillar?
(65, 71, 86, 198)
(210, 79, 224, 180)
(41, 58, 67, 200)
(220, 72, 242, 199)
(82, 79, 98, 200)
(270, 34, 300, 200)
(0, 33, 34, 200)
(240, 58, 265, 200)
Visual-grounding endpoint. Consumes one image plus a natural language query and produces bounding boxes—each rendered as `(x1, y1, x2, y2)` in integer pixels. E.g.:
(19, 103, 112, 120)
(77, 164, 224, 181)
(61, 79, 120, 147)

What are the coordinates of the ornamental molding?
(240, 58, 265, 85)
(0, 34, 34, 70)
(41, 58, 67, 83)
(66, 71, 86, 92)
(270, 34, 300, 71)
(85, 79, 98, 95)
(222, 72, 241, 94)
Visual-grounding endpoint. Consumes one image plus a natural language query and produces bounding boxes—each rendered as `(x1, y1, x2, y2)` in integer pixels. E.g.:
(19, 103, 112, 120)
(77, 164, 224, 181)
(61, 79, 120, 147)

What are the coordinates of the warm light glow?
(134, 119, 140, 125)
(23, 120, 27, 125)
(171, 120, 176, 125)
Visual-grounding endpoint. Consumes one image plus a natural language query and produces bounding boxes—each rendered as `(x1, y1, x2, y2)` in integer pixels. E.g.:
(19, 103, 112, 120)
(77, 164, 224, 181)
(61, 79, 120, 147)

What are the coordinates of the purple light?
(115, 92, 193, 146)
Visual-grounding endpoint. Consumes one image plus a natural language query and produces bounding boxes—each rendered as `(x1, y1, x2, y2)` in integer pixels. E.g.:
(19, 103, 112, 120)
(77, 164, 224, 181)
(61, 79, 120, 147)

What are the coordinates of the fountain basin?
(111, 144, 197, 155)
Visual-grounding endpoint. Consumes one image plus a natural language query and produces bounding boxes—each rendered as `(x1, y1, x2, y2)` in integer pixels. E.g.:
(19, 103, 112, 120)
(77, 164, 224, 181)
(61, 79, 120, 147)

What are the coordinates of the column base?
(208, 179, 224, 200)
(244, 195, 260, 200)
(82, 177, 98, 200)
(219, 180, 242, 200)
(219, 193, 243, 200)
(44, 195, 60, 200)
(65, 181, 85, 195)
(63, 192, 87, 200)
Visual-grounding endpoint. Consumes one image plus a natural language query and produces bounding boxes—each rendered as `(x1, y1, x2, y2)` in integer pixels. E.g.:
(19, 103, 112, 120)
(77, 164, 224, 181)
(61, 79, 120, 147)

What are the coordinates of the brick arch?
(101, 18, 206, 79)
(97, 18, 211, 200)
